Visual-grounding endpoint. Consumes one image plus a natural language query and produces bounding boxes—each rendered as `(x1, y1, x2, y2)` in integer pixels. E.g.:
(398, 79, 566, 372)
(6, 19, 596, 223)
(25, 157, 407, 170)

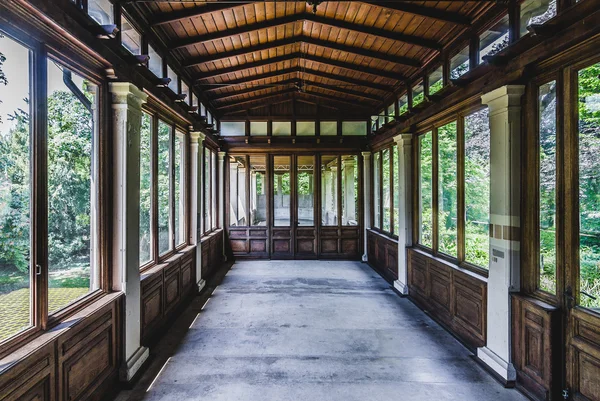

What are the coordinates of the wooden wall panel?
(568, 308, 600, 401)
(228, 227, 268, 259)
(201, 230, 224, 279)
(0, 344, 55, 401)
(407, 248, 487, 349)
(366, 230, 398, 282)
(512, 294, 560, 401)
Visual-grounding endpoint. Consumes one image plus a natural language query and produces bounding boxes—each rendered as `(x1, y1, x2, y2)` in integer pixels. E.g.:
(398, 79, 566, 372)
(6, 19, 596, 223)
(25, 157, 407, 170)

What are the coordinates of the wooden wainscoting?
(567, 308, 600, 401)
(407, 248, 487, 349)
(366, 229, 398, 282)
(512, 294, 561, 401)
(141, 247, 197, 345)
(201, 229, 225, 278)
(228, 227, 268, 259)
(320, 227, 361, 260)
(0, 294, 122, 401)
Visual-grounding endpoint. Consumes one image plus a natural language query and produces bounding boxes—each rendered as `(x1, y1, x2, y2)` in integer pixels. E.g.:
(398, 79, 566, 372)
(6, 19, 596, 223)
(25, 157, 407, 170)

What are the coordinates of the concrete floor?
(116, 260, 528, 401)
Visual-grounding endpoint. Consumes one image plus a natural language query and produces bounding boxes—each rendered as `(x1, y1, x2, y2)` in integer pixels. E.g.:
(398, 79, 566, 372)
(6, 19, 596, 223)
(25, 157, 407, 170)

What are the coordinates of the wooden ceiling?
(129, 1, 496, 117)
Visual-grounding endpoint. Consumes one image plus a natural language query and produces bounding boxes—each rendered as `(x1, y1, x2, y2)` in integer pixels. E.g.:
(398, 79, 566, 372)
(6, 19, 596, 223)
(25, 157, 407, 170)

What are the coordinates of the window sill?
(0, 292, 123, 368)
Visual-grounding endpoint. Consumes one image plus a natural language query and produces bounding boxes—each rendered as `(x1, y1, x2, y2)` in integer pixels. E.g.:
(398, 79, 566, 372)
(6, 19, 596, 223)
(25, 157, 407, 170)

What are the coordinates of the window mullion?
(432, 128, 439, 255)
(457, 116, 466, 263)
(151, 115, 159, 263)
(390, 146, 395, 236)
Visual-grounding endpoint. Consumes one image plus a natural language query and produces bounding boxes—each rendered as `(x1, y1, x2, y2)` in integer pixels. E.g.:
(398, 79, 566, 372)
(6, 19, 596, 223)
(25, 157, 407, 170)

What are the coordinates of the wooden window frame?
(371, 145, 399, 240)
(202, 143, 219, 237)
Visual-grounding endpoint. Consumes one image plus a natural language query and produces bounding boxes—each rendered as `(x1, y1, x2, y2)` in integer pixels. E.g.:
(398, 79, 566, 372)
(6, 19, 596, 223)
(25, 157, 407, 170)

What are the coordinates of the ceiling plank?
(183, 35, 421, 68)
(192, 52, 404, 82)
(149, 2, 248, 27)
(216, 88, 297, 110)
(299, 89, 374, 111)
(361, 1, 471, 26)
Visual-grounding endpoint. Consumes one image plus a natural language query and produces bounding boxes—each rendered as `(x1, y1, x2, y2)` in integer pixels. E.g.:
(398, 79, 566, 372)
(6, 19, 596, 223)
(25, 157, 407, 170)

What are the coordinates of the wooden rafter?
(182, 35, 421, 68)
(192, 52, 404, 82)
(216, 89, 297, 110)
(361, 1, 471, 26)
(149, 2, 244, 26)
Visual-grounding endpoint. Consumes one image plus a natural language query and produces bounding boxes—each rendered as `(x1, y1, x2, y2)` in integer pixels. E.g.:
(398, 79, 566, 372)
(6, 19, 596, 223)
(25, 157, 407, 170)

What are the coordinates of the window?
(148, 45, 163, 78)
(204, 147, 211, 233)
(577, 63, 600, 309)
(200, 103, 206, 117)
(273, 156, 290, 227)
(250, 156, 266, 226)
(398, 94, 408, 115)
(412, 82, 424, 107)
(419, 132, 433, 248)
(321, 156, 338, 226)
(174, 132, 185, 247)
(87, 0, 113, 25)
(297, 156, 315, 226)
(273, 121, 291, 136)
(0, 34, 32, 343)
(181, 81, 189, 105)
(382, 148, 391, 232)
(192, 93, 199, 110)
(378, 110, 385, 130)
(450, 45, 469, 80)
(297, 121, 315, 136)
(320, 121, 337, 136)
(393, 145, 399, 235)
(342, 121, 367, 136)
(437, 121, 458, 257)
(520, 0, 556, 37)
(121, 15, 141, 55)
(373, 152, 381, 229)
(465, 109, 491, 269)
(387, 104, 394, 124)
(211, 151, 217, 230)
(140, 113, 152, 266)
(229, 156, 247, 227)
(480, 15, 509, 62)
(47, 58, 100, 314)
(341, 156, 358, 226)
(167, 65, 177, 93)
(429, 66, 444, 95)
(157, 120, 172, 255)
(250, 121, 268, 136)
(221, 121, 245, 136)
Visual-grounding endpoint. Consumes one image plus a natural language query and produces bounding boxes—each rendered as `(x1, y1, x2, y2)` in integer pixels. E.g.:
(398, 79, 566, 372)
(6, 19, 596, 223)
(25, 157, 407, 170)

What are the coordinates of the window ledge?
(410, 247, 488, 282)
(0, 292, 123, 372)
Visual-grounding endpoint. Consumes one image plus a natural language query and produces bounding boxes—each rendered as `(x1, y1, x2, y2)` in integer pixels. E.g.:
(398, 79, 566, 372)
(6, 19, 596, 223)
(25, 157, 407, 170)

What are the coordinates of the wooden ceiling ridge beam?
(361, 1, 471, 26)
(171, 12, 442, 52)
(192, 52, 405, 82)
(183, 34, 421, 68)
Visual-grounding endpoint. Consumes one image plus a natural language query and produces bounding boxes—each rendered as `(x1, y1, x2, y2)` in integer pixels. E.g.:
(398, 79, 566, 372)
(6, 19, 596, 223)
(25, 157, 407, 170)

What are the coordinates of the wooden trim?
(456, 114, 466, 263)
(432, 127, 440, 254)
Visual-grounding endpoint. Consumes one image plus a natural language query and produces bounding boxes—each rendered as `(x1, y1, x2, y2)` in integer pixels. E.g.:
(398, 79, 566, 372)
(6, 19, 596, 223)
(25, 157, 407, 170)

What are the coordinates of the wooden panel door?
(271, 155, 293, 259)
(295, 155, 317, 259)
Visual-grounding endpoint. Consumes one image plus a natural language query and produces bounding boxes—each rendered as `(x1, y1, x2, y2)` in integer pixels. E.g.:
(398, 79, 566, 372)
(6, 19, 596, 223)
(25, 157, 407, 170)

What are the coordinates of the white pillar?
(476, 85, 525, 383)
(362, 152, 371, 262)
(342, 157, 356, 225)
(393, 134, 413, 294)
(218, 151, 227, 259)
(109, 82, 149, 382)
(189, 131, 206, 291)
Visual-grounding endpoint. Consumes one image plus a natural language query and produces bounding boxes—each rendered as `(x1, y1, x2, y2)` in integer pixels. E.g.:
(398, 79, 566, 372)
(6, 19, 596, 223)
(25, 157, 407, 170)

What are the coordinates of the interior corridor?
(117, 261, 527, 401)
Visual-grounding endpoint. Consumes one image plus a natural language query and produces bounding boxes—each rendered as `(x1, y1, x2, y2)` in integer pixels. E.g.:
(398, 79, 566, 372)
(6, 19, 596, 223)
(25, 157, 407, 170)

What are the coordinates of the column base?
(120, 346, 149, 382)
(362, 254, 368, 262)
(477, 346, 516, 383)
(197, 279, 206, 292)
(393, 280, 409, 295)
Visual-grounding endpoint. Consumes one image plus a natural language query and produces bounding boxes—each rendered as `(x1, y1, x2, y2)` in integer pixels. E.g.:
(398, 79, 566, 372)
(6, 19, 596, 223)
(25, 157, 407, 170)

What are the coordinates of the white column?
(393, 134, 413, 294)
(342, 157, 356, 225)
(189, 131, 206, 291)
(477, 85, 525, 383)
(109, 82, 149, 382)
(218, 151, 227, 259)
(362, 152, 371, 262)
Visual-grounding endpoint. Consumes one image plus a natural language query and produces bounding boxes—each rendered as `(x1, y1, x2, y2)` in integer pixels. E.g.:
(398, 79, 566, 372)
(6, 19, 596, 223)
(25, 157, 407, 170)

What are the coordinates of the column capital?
(189, 131, 206, 144)
(218, 151, 227, 161)
(109, 82, 147, 110)
(393, 133, 413, 147)
(481, 85, 525, 113)
(361, 151, 371, 159)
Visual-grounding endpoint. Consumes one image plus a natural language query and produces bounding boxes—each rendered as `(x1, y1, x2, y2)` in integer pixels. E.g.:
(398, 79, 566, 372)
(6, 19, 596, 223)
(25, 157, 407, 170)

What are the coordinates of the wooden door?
(295, 155, 317, 259)
(270, 155, 294, 259)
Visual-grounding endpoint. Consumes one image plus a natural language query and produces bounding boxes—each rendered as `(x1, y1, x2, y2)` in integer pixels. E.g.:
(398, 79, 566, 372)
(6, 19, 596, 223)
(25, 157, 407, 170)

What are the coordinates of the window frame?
(202, 143, 219, 236)
(371, 145, 398, 239)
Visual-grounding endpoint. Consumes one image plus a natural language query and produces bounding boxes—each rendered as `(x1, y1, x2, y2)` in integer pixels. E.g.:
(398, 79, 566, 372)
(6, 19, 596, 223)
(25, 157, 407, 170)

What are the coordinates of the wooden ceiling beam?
(183, 35, 421, 68)
(299, 90, 374, 111)
(171, 13, 442, 52)
(361, 2, 471, 26)
(192, 52, 404, 82)
(216, 88, 297, 110)
(148, 2, 249, 27)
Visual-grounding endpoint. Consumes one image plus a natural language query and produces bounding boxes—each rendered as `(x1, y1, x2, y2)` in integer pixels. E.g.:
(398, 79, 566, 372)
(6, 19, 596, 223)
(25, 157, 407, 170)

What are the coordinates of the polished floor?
(116, 260, 528, 401)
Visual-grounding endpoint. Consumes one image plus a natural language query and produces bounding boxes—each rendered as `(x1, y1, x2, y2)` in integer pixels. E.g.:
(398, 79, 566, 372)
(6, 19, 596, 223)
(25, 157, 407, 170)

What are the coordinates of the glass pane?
(174, 133, 184, 246)
(158, 120, 172, 255)
(387, 104, 394, 124)
(480, 15, 509, 62)
(419, 132, 433, 247)
(204, 147, 211, 233)
(121, 16, 141, 55)
(520, 0, 556, 37)
(393, 146, 399, 235)
(450, 46, 469, 80)
(412, 83, 424, 107)
(465, 109, 491, 269)
(382, 148, 391, 232)
(140, 113, 152, 265)
(47, 59, 99, 314)
(229, 156, 247, 227)
(429, 66, 444, 95)
(378, 111, 385, 131)
(438, 122, 458, 257)
(88, 0, 113, 25)
(273, 156, 290, 227)
(320, 121, 337, 136)
(148, 45, 163, 78)
(211, 151, 217, 229)
(250, 156, 267, 226)
(578, 63, 600, 310)
(398, 94, 408, 115)
(273, 121, 291, 136)
(341, 156, 358, 226)
(181, 82, 189, 105)
(373, 152, 380, 229)
(297, 156, 315, 226)
(321, 156, 338, 226)
(0, 34, 32, 341)
(167, 66, 177, 93)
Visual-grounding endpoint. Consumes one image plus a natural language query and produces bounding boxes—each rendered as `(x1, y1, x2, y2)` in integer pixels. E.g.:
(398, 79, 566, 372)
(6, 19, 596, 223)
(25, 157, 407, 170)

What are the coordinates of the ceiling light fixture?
(306, 1, 323, 14)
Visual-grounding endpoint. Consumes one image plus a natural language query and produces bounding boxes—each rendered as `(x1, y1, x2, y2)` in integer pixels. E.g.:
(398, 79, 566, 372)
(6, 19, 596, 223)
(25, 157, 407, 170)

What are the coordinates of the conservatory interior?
(0, 0, 599, 400)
